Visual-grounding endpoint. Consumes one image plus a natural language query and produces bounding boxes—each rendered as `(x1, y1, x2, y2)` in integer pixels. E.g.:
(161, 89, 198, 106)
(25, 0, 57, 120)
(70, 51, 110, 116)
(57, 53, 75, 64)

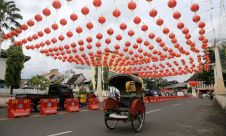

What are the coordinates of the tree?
(5, 45, 24, 95)
(0, 0, 23, 46)
(143, 78, 168, 90)
(27, 75, 50, 90)
(102, 67, 109, 91)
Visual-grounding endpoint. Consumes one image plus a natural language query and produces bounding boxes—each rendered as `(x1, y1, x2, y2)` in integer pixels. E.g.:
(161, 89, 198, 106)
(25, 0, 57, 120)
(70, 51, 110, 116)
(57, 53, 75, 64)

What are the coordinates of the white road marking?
(57, 112, 66, 115)
(47, 131, 72, 136)
(31, 115, 41, 117)
(81, 110, 89, 112)
(0, 118, 9, 121)
(186, 101, 191, 103)
(173, 103, 180, 106)
(146, 109, 161, 114)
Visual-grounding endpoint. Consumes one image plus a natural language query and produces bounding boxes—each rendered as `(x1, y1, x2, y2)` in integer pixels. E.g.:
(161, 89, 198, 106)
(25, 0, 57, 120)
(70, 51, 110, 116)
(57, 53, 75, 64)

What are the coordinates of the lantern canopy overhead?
(2, 0, 211, 78)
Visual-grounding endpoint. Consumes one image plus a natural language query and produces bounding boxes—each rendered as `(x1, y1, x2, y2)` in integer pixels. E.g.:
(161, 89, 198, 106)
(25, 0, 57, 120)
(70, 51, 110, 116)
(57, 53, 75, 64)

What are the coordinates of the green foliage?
(192, 70, 214, 85)
(143, 78, 168, 89)
(0, 0, 23, 31)
(78, 89, 87, 95)
(103, 67, 109, 90)
(27, 75, 50, 90)
(5, 46, 24, 93)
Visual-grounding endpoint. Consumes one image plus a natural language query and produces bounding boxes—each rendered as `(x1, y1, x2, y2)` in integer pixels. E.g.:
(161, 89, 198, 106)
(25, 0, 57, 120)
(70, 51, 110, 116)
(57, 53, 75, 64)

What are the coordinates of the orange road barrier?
(88, 97, 99, 110)
(7, 99, 31, 118)
(65, 98, 79, 112)
(40, 98, 57, 115)
(143, 96, 149, 103)
(148, 96, 190, 103)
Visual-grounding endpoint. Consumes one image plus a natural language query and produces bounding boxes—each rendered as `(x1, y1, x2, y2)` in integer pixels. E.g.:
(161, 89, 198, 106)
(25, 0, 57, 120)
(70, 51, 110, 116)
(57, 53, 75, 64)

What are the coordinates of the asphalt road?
(0, 98, 226, 136)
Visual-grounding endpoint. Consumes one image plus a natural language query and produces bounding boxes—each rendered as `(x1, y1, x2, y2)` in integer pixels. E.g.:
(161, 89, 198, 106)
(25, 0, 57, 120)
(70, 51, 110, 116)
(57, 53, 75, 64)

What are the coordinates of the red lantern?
(96, 42, 101, 48)
(182, 28, 189, 34)
(128, 30, 134, 37)
(120, 23, 127, 31)
(177, 22, 184, 29)
(58, 35, 64, 41)
(169, 33, 175, 39)
(173, 11, 181, 19)
(21, 24, 28, 30)
(149, 9, 157, 17)
(70, 13, 78, 21)
(52, 0, 61, 9)
(191, 3, 199, 12)
(76, 26, 83, 34)
(98, 16, 106, 24)
(105, 38, 111, 44)
(163, 28, 170, 34)
(51, 38, 57, 44)
(93, 0, 102, 8)
(96, 33, 103, 40)
(34, 14, 42, 22)
(141, 24, 148, 32)
(87, 44, 92, 50)
(199, 29, 205, 35)
(136, 37, 143, 44)
(133, 43, 138, 49)
(44, 27, 51, 34)
(133, 16, 141, 25)
(128, 1, 136, 11)
(60, 19, 67, 26)
(86, 21, 93, 30)
(52, 23, 58, 30)
(107, 28, 114, 36)
(78, 40, 84, 45)
(198, 22, 205, 28)
(42, 8, 51, 16)
(116, 34, 122, 41)
(156, 37, 162, 43)
(81, 7, 89, 15)
(168, 0, 177, 8)
(188, 81, 198, 87)
(37, 31, 44, 37)
(66, 31, 73, 38)
(71, 42, 76, 48)
(27, 20, 34, 27)
(114, 44, 120, 50)
(125, 41, 131, 47)
(148, 32, 155, 39)
(156, 18, 164, 26)
(113, 8, 121, 18)
(192, 15, 200, 22)
(86, 36, 93, 43)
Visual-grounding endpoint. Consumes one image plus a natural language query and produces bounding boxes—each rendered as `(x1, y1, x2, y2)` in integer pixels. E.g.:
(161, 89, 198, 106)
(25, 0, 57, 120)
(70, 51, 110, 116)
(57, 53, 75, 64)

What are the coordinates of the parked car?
(16, 84, 73, 111)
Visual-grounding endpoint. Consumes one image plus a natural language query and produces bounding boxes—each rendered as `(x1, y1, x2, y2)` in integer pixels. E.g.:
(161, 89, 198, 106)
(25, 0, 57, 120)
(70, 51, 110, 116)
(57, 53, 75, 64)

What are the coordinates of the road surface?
(0, 98, 226, 136)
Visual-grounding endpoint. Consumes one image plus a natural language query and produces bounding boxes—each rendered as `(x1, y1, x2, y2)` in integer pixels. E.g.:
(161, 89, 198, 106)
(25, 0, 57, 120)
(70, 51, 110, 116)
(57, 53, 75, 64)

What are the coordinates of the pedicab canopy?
(109, 74, 142, 92)
(2, 0, 210, 78)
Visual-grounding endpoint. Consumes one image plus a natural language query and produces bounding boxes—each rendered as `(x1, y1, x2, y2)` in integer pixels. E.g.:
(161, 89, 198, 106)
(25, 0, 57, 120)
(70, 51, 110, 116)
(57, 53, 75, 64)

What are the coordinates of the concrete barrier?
(215, 95, 226, 111)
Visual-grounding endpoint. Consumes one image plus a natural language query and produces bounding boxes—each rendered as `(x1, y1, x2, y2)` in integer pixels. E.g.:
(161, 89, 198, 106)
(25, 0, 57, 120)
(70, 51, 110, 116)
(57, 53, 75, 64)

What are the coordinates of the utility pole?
(214, 41, 226, 94)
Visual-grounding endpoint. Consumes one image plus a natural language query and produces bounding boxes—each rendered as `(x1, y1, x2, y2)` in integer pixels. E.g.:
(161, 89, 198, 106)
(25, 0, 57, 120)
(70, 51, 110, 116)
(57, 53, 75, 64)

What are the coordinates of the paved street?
(0, 98, 226, 136)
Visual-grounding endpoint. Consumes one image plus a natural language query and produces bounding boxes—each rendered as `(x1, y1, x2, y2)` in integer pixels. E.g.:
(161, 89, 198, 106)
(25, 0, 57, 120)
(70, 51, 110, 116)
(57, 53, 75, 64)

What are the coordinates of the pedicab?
(103, 74, 145, 132)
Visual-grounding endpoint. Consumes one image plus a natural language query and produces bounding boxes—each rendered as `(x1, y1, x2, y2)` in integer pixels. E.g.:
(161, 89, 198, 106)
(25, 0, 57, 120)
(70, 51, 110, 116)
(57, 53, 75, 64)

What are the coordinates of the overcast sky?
(2, 0, 226, 82)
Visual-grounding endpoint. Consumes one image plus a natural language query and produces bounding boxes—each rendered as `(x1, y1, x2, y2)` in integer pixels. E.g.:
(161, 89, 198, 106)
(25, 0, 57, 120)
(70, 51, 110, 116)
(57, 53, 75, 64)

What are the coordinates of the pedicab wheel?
(105, 118, 118, 129)
(131, 112, 145, 132)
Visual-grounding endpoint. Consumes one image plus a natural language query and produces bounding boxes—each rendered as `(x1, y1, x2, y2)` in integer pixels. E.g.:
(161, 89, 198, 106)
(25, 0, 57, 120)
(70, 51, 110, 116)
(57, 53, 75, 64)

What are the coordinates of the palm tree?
(0, 0, 23, 55)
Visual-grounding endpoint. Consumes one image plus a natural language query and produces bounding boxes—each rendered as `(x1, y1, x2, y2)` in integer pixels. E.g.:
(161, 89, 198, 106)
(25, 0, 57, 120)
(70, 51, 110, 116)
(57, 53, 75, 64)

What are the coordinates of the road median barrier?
(88, 97, 99, 110)
(40, 98, 57, 115)
(65, 98, 79, 112)
(7, 99, 31, 118)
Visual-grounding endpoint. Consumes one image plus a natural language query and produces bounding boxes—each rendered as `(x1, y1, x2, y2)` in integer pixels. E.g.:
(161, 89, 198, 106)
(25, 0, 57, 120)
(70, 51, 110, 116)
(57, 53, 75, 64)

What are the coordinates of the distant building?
(63, 69, 76, 84)
(41, 69, 64, 84)
(66, 73, 87, 91)
(0, 49, 30, 88)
